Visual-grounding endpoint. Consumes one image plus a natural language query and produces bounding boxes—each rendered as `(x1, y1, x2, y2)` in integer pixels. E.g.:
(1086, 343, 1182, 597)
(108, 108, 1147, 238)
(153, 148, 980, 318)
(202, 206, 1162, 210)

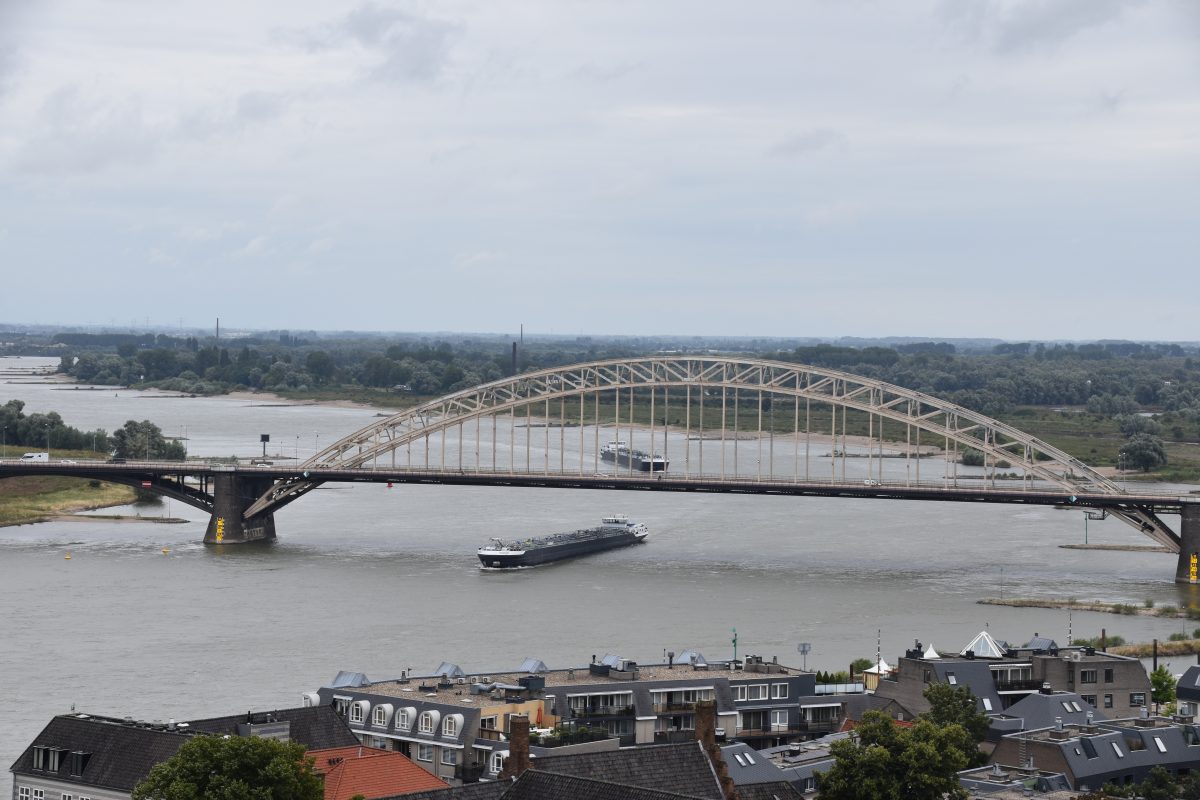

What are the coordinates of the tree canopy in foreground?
(131, 735, 322, 800)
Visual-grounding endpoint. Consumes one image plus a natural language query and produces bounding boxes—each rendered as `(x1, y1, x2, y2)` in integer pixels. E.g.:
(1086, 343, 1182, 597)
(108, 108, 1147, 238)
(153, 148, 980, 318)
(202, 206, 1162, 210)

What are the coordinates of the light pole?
(2, 425, 6, 458)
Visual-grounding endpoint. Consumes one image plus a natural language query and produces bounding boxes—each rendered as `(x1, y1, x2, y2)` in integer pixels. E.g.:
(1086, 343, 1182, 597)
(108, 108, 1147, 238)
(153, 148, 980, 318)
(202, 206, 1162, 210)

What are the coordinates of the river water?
(2, 356, 1198, 791)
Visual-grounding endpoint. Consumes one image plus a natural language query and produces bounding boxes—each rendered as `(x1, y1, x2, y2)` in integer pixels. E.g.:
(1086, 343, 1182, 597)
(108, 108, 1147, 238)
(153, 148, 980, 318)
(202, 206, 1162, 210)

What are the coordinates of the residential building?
(872, 631, 1150, 719)
(312, 650, 845, 783)
(9, 706, 360, 800)
(309, 745, 449, 800)
(989, 712, 1200, 792)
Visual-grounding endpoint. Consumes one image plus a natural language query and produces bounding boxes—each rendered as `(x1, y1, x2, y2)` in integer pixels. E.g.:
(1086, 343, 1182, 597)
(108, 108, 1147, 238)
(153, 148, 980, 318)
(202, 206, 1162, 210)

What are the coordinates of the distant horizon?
(3, 320, 1197, 348)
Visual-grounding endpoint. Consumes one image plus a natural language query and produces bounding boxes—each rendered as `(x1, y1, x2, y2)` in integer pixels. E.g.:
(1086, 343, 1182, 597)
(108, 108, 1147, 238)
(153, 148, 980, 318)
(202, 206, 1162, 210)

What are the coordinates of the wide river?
(2, 356, 1198, 791)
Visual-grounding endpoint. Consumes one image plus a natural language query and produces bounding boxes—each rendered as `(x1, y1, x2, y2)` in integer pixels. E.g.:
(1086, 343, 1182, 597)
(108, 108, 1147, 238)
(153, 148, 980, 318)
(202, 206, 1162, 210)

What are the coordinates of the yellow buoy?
(64, 553, 71, 560)
(162, 548, 170, 555)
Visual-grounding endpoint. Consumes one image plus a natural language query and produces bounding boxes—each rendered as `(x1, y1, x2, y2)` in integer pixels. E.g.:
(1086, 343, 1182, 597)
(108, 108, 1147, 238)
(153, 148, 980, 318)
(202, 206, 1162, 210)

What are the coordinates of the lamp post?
(2, 425, 6, 458)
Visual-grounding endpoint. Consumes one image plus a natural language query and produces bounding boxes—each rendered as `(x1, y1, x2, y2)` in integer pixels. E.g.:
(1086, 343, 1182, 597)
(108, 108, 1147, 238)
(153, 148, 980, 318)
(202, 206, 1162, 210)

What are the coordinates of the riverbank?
(0, 476, 137, 527)
(979, 597, 1199, 619)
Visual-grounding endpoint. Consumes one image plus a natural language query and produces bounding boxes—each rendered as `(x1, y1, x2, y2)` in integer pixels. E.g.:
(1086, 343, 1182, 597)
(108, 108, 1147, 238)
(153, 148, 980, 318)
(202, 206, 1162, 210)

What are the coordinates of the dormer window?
(419, 712, 435, 734)
(349, 701, 367, 724)
(31, 746, 46, 771)
(373, 706, 387, 726)
(68, 751, 89, 777)
(397, 710, 410, 730)
(443, 717, 458, 737)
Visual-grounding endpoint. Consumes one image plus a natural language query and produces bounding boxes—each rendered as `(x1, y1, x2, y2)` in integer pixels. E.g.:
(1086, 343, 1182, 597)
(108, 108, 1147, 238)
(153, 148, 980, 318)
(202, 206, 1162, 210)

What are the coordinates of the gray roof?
(931, 661, 1002, 713)
(720, 742, 792, 785)
(991, 692, 1104, 733)
(388, 782, 508, 800)
(505, 771, 709, 800)
(533, 741, 722, 799)
(1025, 636, 1060, 652)
(737, 783, 805, 800)
(518, 658, 550, 673)
(434, 662, 466, 678)
(10, 715, 189, 792)
(1177, 666, 1200, 701)
(185, 705, 360, 750)
(330, 670, 370, 688)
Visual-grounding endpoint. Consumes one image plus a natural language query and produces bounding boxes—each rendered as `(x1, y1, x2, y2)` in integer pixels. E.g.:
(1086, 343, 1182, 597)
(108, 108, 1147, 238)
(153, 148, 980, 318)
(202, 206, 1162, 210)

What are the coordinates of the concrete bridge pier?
(203, 472, 277, 544)
(1175, 505, 1200, 584)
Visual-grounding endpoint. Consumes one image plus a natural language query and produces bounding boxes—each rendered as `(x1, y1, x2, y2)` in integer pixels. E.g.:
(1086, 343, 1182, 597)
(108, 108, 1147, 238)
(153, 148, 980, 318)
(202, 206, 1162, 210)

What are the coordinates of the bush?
(1145, 598, 1156, 609)
(1169, 632, 1188, 642)
(1156, 604, 1179, 617)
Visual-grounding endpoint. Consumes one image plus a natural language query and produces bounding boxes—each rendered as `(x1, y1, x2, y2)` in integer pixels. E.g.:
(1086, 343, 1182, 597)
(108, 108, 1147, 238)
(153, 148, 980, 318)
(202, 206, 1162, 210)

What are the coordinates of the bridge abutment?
(204, 473, 277, 545)
(1175, 505, 1200, 584)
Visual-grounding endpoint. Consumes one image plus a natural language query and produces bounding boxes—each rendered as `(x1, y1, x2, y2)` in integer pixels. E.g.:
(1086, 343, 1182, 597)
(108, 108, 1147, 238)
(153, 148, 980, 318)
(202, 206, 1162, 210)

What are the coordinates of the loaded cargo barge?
(478, 516, 649, 568)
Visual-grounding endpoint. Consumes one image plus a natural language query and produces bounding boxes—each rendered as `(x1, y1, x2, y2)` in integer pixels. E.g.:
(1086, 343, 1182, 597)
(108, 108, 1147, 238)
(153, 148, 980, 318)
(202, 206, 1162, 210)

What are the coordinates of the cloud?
(229, 235, 270, 259)
(768, 128, 846, 158)
(12, 86, 161, 175)
(236, 91, 288, 123)
(940, 0, 1143, 54)
(303, 2, 462, 84)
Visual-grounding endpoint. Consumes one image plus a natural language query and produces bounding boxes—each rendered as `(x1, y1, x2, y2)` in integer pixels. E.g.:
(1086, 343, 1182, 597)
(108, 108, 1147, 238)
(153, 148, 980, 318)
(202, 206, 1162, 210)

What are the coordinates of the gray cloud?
(768, 128, 846, 158)
(12, 86, 161, 175)
(304, 2, 461, 84)
(941, 0, 1143, 54)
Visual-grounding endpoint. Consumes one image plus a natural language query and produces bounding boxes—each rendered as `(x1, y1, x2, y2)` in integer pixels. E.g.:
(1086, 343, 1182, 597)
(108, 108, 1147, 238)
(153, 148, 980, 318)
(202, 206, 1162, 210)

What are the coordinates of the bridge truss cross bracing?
(245, 357, 1176, 549)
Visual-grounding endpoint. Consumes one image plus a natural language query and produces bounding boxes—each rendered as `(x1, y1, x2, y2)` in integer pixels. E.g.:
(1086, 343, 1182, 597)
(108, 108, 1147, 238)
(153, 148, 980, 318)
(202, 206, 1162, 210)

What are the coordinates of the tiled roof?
(503, 770, 709, 800)
(310, 745, 448, 800)
(533, 741, 721, 799)
(385, 782, 508, 800)
(186, 705, 360, 750)
(9, 715, 189, 792)
(737, 782, 805, 800)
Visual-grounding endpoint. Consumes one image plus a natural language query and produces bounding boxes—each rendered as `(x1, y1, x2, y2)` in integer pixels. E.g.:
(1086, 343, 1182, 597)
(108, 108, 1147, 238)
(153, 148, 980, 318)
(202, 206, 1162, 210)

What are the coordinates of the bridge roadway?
(2, 457, 1195, 523)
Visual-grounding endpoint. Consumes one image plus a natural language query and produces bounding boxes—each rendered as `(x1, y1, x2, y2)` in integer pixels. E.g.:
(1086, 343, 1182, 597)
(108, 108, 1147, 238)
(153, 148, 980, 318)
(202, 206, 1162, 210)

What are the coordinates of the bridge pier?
(1175, 505, 1200, 584)
(204, 473, 276, 545)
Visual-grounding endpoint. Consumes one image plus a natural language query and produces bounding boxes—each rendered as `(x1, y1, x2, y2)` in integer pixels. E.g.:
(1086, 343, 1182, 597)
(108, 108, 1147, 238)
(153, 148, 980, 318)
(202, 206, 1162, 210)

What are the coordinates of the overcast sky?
(0, 1, 1196, 339)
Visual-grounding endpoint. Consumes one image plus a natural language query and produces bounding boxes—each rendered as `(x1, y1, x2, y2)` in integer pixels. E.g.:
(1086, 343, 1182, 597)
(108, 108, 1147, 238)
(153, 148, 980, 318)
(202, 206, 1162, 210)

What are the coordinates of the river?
(2, 356, 1198, 792)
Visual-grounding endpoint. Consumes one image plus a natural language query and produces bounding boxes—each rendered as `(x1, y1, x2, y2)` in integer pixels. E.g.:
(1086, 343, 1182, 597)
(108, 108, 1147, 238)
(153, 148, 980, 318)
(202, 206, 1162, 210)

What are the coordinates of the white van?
(20, 452, 49, 462)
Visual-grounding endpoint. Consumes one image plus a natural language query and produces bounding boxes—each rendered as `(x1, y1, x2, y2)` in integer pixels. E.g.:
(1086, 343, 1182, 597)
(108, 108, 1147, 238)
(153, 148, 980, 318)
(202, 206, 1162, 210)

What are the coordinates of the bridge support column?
(204, 473, 277, 544)
(1175, 506, 1200, 584)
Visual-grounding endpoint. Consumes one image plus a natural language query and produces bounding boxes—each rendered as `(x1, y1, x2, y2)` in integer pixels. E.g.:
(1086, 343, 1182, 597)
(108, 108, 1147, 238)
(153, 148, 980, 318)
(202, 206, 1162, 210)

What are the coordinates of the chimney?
(694, 701, 739, 800)
(498, 714, 530, 780)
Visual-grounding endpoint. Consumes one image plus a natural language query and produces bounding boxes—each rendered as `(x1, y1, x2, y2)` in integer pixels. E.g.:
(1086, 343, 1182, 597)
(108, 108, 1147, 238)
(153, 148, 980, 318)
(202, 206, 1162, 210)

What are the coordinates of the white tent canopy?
(960, 630, 1005, 659)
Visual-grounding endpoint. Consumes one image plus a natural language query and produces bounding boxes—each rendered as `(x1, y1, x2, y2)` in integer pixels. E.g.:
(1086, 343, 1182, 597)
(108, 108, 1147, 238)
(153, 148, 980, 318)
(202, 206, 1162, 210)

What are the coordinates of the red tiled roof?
(310, 746, 449, 800)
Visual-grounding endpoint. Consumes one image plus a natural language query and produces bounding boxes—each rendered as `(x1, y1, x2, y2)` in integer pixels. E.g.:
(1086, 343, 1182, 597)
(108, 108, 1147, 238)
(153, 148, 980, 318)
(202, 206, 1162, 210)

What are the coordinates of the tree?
(817, 711, 971, 800)
(920, 683, 990, 759)
(305, 350, 335, 384)
(1119, 433, 1168, 472)
(132, 735, 323, 800)
(111, 420, 186, 461)
(1150, 664, 1176, 711)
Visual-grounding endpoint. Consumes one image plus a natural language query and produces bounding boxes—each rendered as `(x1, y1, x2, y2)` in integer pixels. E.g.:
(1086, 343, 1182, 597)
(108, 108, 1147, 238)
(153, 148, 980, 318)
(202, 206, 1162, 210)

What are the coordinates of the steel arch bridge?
(245, 356, 1177, 549)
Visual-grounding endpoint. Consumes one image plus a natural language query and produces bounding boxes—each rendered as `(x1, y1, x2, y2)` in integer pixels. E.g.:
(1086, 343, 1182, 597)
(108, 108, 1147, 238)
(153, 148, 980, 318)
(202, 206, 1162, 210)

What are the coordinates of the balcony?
(568, 705, 635, 718)
(653, 730, 697, 744)
(993, 679, 1043, 692)
(738, 720, 840, 738)
(652, 702, 698, 713)
(476, 728, 505, 742)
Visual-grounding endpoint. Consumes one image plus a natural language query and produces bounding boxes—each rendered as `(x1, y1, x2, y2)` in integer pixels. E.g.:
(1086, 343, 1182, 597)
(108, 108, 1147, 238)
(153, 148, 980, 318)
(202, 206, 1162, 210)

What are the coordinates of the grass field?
(0, 474, 136, 527)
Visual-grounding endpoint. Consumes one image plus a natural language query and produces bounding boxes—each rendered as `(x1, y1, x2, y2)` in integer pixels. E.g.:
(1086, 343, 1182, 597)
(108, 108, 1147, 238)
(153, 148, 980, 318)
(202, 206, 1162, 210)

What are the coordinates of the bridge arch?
(246, 356, 1174, 547)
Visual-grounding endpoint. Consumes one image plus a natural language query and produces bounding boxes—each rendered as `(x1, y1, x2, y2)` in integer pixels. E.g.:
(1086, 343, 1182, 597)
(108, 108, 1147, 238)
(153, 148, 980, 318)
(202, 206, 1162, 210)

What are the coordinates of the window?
(1131, 693, 1147, 708)
(746, 684, 768, 700)
(1111, 742, 1124, 758)
(771, 710, 788, 730)
(733, 753, 746, 766)
(733, 685, 747, 701)
(1104, 694, 1114, 709)
(31, 747, 45, 771)
(32, 791, 44, 800)
(490, 751, 506, 773)
(982, 698, 993, 712)
(397, 710, 410, 730)
(480, 716, 497, 730)
(946, 672, 957, 685)
(349, 703, 365, 724)
(419, 712, 435, 733)
(416, 744, 433, 762)
(1061, 701, 1073, 712)
(443, 717, 458, 737)
(442, 749, 458, 765)
(1104, 668, 1114, 683)
(1155, 737, 1167, 753)
(771, 683, 788, 699)
(68, 751, 87, 777)
(17, 788, 29, 800)
(1081, 669, 1098, 684)
(1081, 695, 1097, 707)
(373, 706, 388, 726)
(63, 795, 74, 800)
(334, 697, 350, 715)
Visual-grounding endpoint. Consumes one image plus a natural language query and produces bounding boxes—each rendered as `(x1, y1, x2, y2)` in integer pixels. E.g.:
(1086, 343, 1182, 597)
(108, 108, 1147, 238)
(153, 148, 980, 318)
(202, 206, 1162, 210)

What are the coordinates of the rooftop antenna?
(731, 628, 738, 662)
(876, 629, 882, 668)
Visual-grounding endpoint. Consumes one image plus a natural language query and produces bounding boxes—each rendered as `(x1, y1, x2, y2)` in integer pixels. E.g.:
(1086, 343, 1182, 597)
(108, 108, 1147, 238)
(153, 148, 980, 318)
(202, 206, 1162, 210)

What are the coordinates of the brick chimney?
(498, 714, 531, 780)
(695, 701, 739, 800)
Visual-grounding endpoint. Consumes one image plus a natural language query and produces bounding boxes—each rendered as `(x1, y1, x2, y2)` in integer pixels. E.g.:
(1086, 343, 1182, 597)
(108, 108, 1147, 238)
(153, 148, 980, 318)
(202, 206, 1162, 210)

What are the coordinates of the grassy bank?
(979, 597, 1200, 620)
(1110, 640, 1200, 658)
(0, 475, 136, 527)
